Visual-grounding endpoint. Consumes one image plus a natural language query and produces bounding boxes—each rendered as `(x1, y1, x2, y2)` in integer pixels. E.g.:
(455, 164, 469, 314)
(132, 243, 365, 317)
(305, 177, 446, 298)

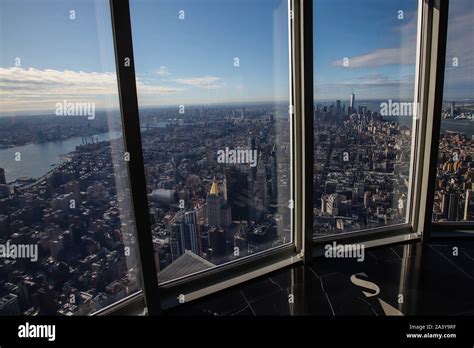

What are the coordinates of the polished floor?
(167, 239, 474, 316)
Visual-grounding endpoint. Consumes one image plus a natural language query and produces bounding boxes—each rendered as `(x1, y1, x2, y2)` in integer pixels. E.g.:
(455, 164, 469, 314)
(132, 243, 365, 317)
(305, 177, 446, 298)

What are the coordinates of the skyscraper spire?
(210, 178, 219, 195)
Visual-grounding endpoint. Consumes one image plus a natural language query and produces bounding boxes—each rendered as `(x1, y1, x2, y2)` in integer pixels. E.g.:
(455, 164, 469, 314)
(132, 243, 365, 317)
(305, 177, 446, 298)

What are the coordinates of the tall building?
(447, 192, 459, 221)
(350, 93, 355, 114)
(0, 168, 5, 185)
(464, 190, 474, 220)
(270, 148, 278, 203)
(169, 221, 184, 261)
(249, 136, 257, 181)
(207, 226, 226, 259)
(169, 209, 201, 261)
(207, 179, 222, 227)
(256, 158, 268, 215)
(226, 167, 250, 221)
(220, 203, 232, 227)
(336, 100, 342, 117)
(184, 210, 200, 255)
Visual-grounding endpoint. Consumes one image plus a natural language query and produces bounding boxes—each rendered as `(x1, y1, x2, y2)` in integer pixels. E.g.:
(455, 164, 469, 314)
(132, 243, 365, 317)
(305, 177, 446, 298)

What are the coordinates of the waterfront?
(0, 131, 122, 183)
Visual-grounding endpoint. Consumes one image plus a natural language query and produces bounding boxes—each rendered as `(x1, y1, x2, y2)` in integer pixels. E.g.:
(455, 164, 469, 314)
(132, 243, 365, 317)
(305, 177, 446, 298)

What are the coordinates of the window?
(0, 0, 457, 316)
(432, 0, 474, 223)
(129, 0, 292, 284)
(312, 0, 420, 237)
(0, 0, 141, 315)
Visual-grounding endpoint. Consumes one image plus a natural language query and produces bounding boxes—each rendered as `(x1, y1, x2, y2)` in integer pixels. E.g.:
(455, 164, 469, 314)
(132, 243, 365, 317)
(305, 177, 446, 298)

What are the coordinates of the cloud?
(315, 74, 416, 100)
(443, 8, 474, 96)
(324, 5, 473, 100)
(154, 66, 171, 77)
(332, 11, 418, 69)
(335, 74, 414, 87)
(0, 67, 183, 112)
(174, 76, 224, 89)
(332, 45, 416, 68)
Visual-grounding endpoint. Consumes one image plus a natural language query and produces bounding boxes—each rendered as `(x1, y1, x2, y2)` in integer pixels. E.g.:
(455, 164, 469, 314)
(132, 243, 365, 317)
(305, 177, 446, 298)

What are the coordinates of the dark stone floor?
(167, 239, 474, 316)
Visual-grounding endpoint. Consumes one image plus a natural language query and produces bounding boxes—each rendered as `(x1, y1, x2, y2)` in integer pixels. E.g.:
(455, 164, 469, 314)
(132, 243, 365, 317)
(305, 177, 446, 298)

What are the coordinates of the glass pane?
(0, 0, 141, 315)
(313, 0, 419, 237)
(432, 0, 474, 223)
(130, 0, 292, 284)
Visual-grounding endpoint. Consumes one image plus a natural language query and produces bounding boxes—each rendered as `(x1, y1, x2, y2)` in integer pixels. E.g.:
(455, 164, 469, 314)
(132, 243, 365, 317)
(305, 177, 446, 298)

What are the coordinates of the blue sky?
(130, 0, 289, 106)
(0, 0, 472, 113)
(313, 0, 418, 101)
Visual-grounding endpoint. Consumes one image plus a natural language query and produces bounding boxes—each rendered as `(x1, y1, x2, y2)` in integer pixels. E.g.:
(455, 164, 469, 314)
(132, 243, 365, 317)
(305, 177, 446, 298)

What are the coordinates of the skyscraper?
(226, 167, 250, 221)
(169, 220, 185, 261)
(184, 210, 200, 255)
(256, 157, 268, 215)
(270, 148, 278, 203)
(448, 192, 459, 221)
(207, 179, 222, 227)
(208, 226, 226, 259)
(350, 93, 355, 114)
(169, 209, 201, 260)
(249, 136, 257, 181)
(336, 99, 341, 115)
(0, 168, 5, 185)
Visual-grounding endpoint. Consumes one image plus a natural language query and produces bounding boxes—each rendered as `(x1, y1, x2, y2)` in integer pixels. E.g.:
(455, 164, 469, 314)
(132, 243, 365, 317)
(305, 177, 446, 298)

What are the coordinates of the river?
(0, 131, 123, 183)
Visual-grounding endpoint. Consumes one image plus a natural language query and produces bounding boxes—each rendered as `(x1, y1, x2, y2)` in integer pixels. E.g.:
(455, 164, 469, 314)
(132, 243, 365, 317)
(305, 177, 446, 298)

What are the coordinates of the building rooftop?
(158, 250, 215, 283)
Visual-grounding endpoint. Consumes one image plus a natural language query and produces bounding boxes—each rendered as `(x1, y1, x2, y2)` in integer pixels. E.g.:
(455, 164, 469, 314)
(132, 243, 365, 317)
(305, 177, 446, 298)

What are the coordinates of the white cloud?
(332, 11, 418, 69)
(174, 76, 224, 89)
(154, 66, 171, 76)
(315, 74, 416, 100)
(332, 45, 416, 68)
(0, 67, 183, 112)
(443, 9, 474, 95)
(323, 7, 471, 99)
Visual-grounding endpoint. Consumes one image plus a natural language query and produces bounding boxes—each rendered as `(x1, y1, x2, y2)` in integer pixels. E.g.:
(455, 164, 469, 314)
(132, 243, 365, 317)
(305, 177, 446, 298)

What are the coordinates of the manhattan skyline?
(1, 0, 472, 114)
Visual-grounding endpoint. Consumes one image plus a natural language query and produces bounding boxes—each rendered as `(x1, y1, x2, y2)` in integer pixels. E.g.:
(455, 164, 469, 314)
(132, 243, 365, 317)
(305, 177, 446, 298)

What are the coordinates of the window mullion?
(415, 0, 450, 241)
(109, 0, 162, 315)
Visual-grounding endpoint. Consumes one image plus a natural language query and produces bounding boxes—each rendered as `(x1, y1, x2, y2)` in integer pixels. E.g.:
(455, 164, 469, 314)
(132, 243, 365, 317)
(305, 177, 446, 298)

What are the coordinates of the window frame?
(109, 0, 162, 315)
(429, 0, 474, 233)
(416, 0, 451, 241)
(311, 0, 426, 246)
(311, 0, 451, 249)
(108, 0, 309, 314)
(103, 0, 450, 315)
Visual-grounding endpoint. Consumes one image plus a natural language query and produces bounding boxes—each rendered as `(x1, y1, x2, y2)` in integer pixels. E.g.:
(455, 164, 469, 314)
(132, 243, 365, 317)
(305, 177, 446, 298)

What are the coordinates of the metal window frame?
(415, 0, 450, 242)
(157, 0, 315, 307)
(107, 0, 309, 315)
(109, 0, 161, 315)
(299, 0, 315, 264)
(310, 0, 428, 246)
(428, 0, 474, 233)
(311, 0, 450, 249)
(103, 0, 450, 316)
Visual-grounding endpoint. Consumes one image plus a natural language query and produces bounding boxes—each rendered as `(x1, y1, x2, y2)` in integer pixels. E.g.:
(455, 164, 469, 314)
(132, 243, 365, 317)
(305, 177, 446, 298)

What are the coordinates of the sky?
(313, 0, 419, 101)
(0, 0, 472, 114)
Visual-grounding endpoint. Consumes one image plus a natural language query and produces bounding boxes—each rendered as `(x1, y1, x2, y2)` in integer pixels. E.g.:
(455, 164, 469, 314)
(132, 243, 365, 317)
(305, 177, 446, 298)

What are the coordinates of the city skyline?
(1, 0, 472, 114)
